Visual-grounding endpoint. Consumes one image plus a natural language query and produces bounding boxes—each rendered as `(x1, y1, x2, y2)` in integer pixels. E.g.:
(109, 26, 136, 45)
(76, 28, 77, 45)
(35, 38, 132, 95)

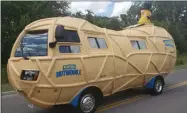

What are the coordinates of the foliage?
(176, 52, 187, 65)
(151, 1, 187, 53)
(1, 65, 8, 84)
(1, 1, 70, 64)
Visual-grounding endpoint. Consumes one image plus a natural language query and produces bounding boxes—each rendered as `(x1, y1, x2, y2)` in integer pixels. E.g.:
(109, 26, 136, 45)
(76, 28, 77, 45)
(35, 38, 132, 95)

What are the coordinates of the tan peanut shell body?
(7, 17, 176, 108)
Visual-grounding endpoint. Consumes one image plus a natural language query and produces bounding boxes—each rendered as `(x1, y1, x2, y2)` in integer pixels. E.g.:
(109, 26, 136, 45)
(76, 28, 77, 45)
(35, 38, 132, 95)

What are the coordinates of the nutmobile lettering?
(56, 64, 81, 77)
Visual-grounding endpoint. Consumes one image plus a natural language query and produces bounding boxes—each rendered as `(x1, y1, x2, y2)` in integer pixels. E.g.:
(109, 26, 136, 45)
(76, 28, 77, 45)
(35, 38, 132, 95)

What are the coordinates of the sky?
(70, 1, 132, 17)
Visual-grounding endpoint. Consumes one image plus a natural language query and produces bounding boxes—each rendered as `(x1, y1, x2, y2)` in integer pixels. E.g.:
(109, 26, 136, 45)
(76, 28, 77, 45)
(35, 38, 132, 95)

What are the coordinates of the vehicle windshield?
(15, 30, 48, 57)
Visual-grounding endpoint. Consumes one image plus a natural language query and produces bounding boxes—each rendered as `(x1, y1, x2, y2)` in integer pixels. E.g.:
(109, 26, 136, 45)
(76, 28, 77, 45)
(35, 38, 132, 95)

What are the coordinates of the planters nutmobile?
(7, 2, 176, 113)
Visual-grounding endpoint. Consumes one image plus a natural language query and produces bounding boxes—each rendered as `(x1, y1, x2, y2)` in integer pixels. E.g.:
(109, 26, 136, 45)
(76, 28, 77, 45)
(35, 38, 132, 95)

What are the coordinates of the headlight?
(21, 70, 39, 81)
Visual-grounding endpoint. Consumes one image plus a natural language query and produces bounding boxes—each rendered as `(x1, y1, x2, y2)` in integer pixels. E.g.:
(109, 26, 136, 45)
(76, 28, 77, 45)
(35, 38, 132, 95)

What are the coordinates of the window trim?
(95, 38, 100, 48)
(88, 37, 108, 49)
(130, 40, 147, 50)
(136, 41, 141, 49)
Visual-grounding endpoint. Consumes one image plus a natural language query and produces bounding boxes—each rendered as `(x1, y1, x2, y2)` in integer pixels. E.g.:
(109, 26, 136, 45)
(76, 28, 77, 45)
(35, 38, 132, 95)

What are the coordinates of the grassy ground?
(1, 53, 187, 92)
(1, 84, 14, 92)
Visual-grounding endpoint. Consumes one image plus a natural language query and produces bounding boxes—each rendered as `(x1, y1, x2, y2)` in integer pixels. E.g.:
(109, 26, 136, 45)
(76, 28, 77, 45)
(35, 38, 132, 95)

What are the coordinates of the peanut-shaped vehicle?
(7, 6, 176, 113)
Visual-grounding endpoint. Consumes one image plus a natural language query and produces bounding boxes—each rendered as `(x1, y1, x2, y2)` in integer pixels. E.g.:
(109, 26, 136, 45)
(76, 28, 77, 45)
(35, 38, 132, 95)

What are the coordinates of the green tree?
(151, 1, 187, 53)
(121, 1, 142, 26)
(1, 1, 70, 64)
(85, 10, 94, 23)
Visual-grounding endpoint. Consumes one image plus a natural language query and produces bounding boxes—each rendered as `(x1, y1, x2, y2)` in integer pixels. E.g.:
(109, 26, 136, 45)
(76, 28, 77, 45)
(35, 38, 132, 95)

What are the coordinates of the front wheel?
(77, 93, 97, 113)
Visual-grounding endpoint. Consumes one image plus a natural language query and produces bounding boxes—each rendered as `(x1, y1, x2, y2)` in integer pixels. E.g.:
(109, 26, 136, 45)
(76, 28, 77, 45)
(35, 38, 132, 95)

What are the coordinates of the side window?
(130, 40, 147, 50)
(55, 26, 81, 54)
(59, 45, 80, 53)
(88, 37, 107, 49)
(15, 30, 48, 57)
(97, 38, 107, 48)
(163, 40, 174, 48)
(138, 40, 147, 49)
(56, 28, 80, 42)
(88, 38, 98, 48)
(130, 40, 139, 49)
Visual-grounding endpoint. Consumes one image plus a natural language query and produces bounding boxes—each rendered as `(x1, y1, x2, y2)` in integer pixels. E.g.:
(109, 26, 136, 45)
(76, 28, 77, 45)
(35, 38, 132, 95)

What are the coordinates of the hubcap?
(155, 80, 163, 92)
(80, 94, 95, 113)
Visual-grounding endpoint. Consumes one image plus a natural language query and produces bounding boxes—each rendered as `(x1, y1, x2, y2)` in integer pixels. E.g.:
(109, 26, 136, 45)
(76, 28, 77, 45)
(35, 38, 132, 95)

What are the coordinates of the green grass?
(1, 53, 187, 92)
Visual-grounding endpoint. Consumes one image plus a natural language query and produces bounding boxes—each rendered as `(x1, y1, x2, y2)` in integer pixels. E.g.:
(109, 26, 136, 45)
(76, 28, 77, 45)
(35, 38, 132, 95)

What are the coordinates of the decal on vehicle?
(163, 40, 174, 48)
(56, 64, 81, 77)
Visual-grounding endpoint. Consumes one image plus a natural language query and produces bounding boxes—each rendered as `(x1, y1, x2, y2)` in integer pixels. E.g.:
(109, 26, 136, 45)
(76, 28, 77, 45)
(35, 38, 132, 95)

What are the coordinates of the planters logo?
(56, 64, 81, 78)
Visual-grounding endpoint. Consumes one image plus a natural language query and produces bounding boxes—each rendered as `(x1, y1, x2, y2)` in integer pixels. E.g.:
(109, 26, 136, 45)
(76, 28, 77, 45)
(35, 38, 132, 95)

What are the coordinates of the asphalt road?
(2, 69, 187, 113)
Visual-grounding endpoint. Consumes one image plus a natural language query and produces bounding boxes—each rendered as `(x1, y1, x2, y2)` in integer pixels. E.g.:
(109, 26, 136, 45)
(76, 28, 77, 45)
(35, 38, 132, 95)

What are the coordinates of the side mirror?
(49, 41, 57, 48)
(49, 25, 65, 48)
(55, 25, 64, 41)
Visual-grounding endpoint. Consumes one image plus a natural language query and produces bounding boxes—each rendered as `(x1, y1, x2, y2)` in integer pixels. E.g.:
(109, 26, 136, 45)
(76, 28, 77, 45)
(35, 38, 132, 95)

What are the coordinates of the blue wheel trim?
(70, 89, 83, 107)
(145, 76, 156, 88)
(71, 77, 157, 107)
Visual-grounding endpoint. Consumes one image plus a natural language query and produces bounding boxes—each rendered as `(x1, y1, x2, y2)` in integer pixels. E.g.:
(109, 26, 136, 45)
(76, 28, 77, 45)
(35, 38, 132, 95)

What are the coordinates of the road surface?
(2, 69, 187, 113)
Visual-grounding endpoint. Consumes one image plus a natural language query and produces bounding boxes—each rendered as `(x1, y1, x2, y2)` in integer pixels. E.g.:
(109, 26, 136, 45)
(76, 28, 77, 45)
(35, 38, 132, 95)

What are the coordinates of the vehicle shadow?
(41, 105, 77, 113)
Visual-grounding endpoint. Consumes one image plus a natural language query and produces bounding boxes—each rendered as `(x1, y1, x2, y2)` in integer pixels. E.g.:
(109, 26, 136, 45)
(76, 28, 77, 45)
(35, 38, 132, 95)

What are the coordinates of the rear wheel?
(77, 93, 97, 113)
(152, 78, 164, 95)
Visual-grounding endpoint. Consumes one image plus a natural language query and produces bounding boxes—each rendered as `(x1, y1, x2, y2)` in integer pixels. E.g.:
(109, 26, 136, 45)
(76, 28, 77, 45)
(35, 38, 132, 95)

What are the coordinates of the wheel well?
(70, 86, 103, 107)
(156, 76, 165, 85)
(82, 86, 103, 102)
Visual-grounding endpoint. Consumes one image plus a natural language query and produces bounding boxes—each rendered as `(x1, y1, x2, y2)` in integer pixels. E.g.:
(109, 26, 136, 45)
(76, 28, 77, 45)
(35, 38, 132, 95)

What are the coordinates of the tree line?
(2, 1, 187, 64)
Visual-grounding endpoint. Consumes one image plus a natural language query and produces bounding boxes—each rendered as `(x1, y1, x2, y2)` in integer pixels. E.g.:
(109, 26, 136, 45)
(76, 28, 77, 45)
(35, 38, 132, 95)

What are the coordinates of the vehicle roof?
(25, 17, 172, 39)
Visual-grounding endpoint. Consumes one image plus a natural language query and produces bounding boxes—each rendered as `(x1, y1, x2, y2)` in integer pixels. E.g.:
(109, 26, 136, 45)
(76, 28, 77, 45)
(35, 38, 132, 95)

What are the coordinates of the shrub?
(1, 65, 8, 84)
